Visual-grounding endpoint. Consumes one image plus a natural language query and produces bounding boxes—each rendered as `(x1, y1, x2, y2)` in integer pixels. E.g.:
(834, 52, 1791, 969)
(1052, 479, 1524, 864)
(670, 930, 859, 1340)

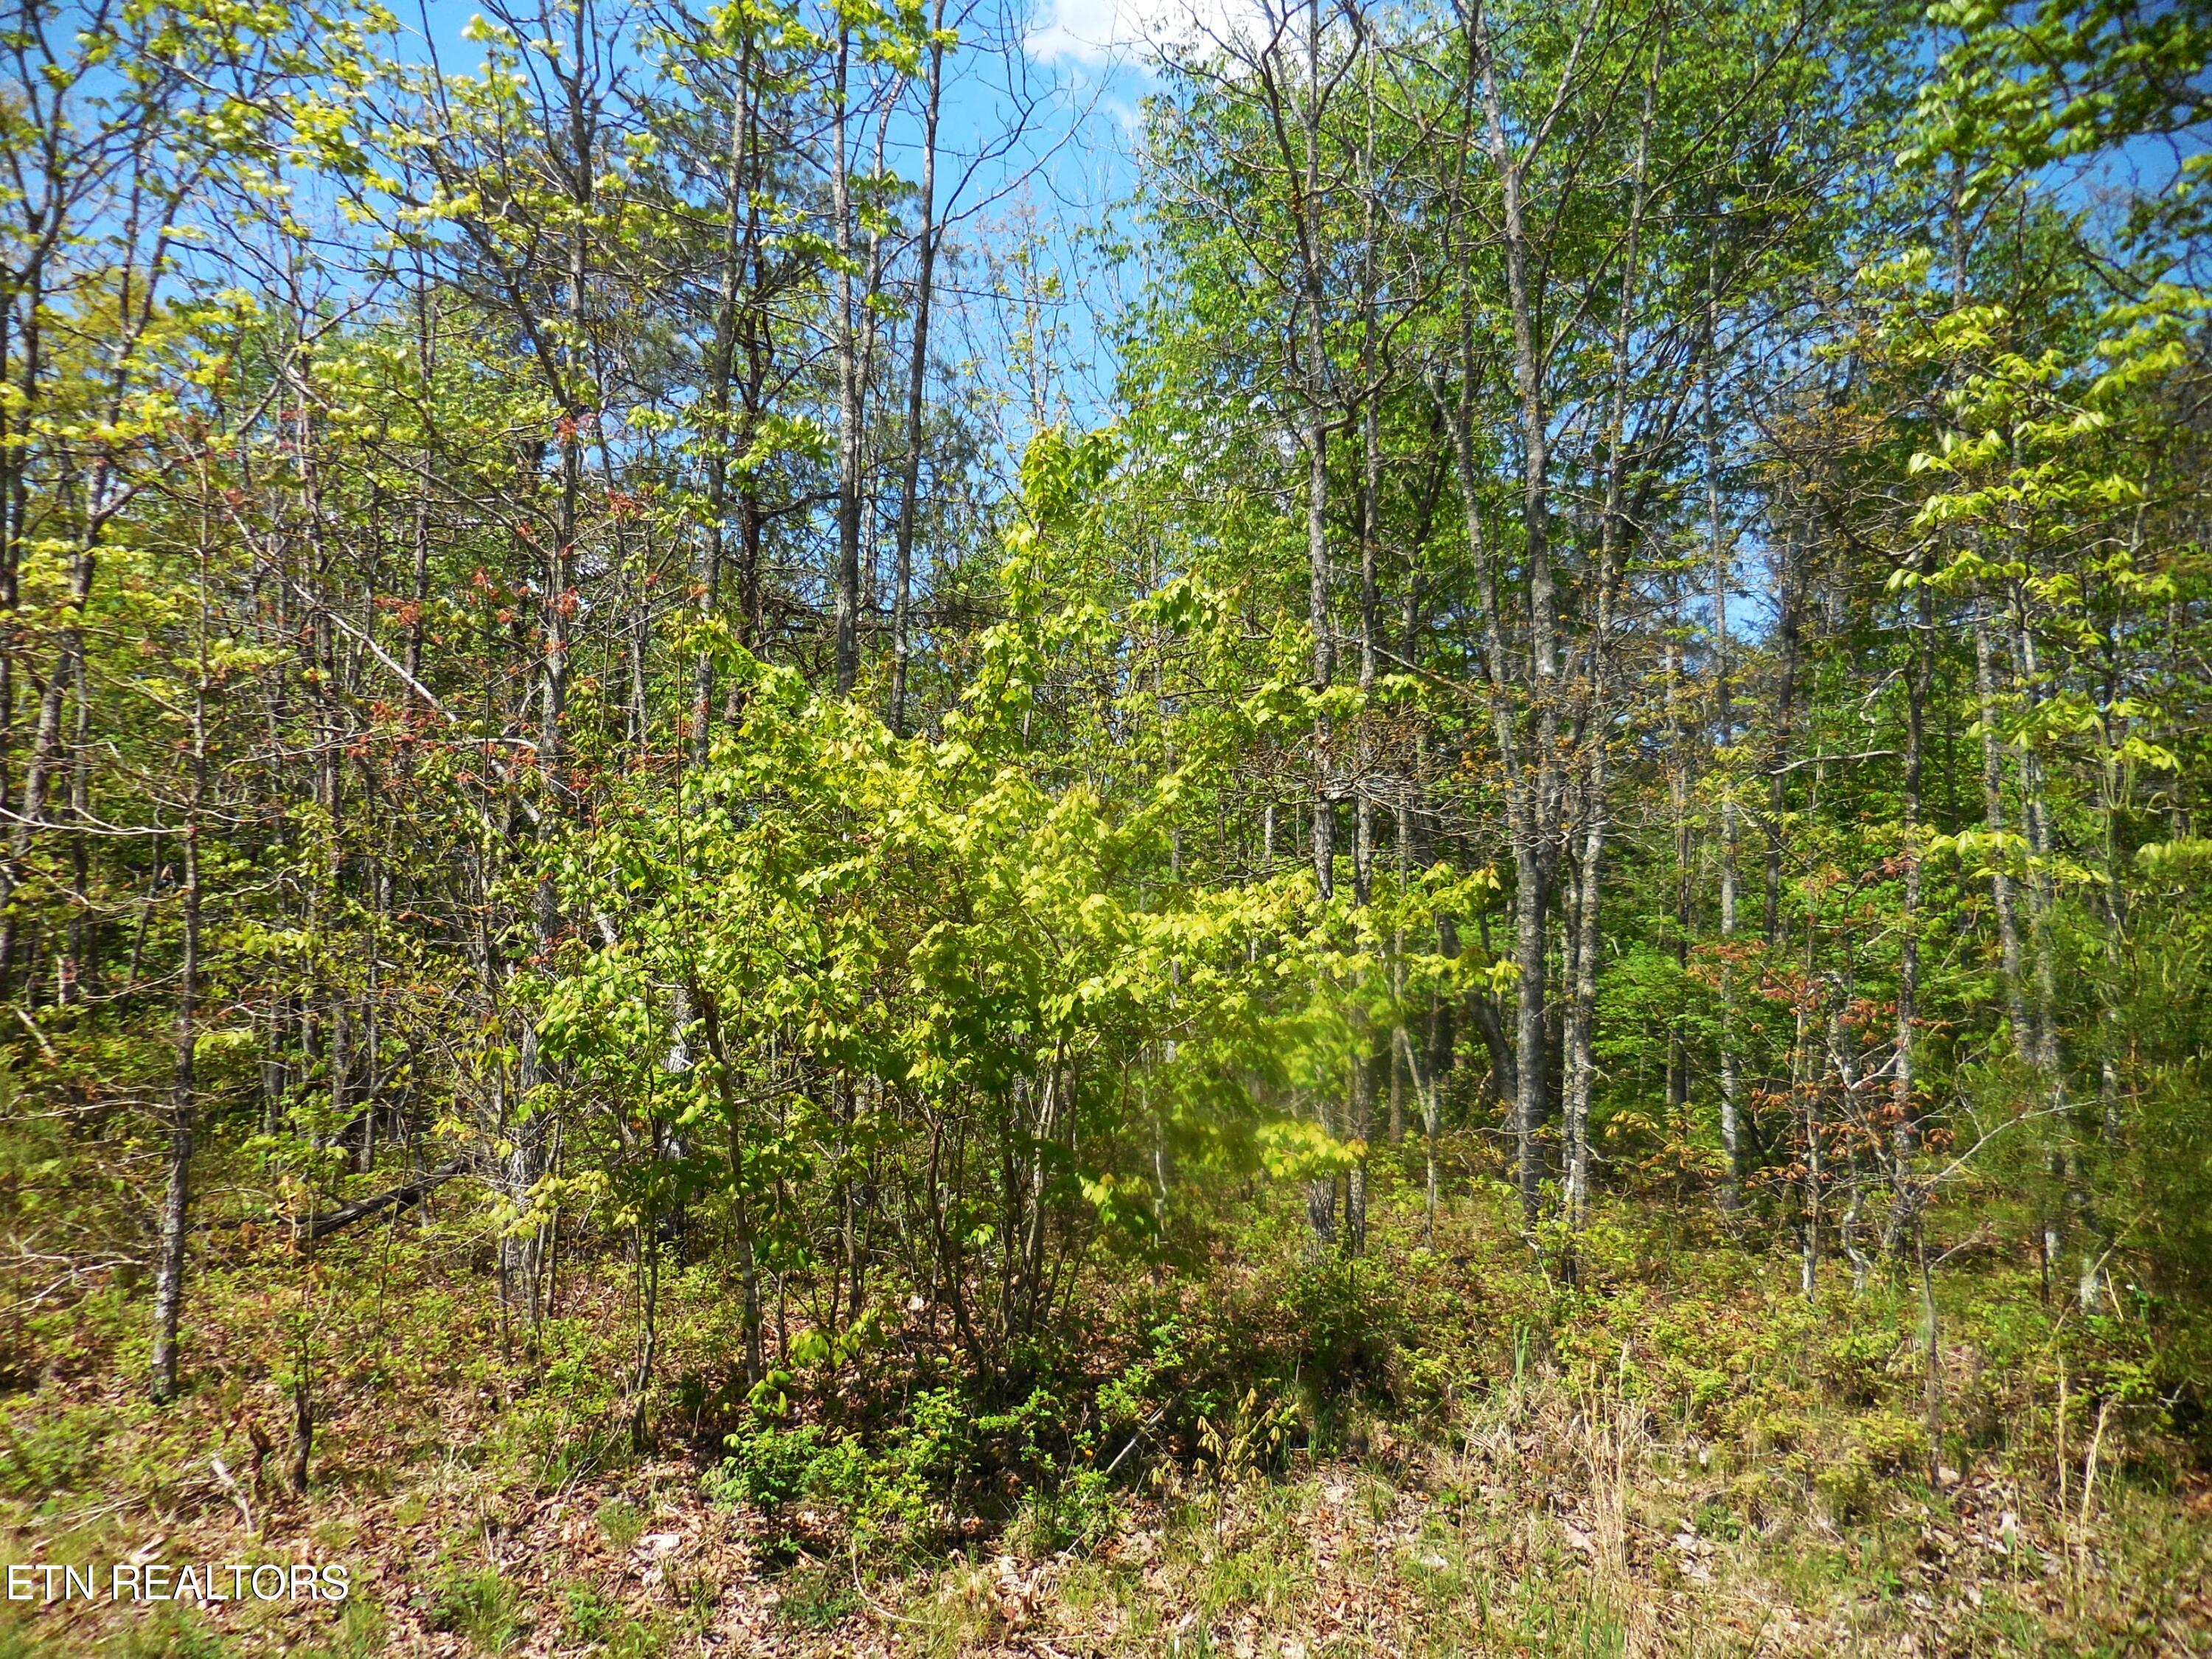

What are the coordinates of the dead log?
(304, 1163, 462, 1240)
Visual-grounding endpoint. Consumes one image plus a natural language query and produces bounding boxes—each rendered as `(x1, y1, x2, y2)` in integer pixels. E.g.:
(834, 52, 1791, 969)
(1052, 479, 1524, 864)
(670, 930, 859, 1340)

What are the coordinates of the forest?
(1, 0, 2210, 1652)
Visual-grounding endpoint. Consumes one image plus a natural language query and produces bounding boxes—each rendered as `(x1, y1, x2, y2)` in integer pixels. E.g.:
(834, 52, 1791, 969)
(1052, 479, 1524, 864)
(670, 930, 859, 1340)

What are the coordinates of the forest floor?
(1, 1165, 2208, 1658)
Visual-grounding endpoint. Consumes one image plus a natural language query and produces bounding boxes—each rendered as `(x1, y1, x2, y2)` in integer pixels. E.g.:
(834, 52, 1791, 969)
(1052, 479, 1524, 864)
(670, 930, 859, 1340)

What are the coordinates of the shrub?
(1008, 1466, 1121, 1555)
(563, 1581, 663, 1658)
(1285, 1255, 1401, 1394)
(1819, 1329, 1902, 1407)
(709, 1418, 922, 1554)
(711, 1422, 841, 1512)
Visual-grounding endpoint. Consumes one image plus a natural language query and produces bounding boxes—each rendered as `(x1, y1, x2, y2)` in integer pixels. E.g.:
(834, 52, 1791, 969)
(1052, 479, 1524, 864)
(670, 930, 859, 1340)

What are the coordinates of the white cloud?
(1024, 0, 1258, 66)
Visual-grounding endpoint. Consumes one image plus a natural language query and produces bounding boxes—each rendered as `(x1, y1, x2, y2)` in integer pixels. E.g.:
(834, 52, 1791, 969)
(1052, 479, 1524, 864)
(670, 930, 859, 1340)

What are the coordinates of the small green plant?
(561, 1581, 661, 1655)
(1692, 1498, 1744, 1541)
(774, 1565, 860, 1630)
(674, 1567, 720, 1632)
(563, 1580, 616, 1644)
(1194, 1387, 1299, 1481)
(709, 1402, 973, 1556)
(298, 1596, 390, 1659)
(1285, 1256, 1402, 1391)
(889, 1388, 975, 1489)
(1009, 1465, 1121, 1555)
(1820, 1329, 1902, 1407)
(712, 1421, 844, 1511)
(1814, 1453, 1879, 1522)
(596, 1496, 645, 1552)
(105, 1604, 235, 1659)
(431, 1568, 530, 1655)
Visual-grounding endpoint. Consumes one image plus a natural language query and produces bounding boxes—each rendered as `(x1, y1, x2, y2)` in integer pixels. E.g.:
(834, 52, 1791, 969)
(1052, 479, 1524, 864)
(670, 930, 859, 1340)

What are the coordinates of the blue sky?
(394, 2, 1222, 431)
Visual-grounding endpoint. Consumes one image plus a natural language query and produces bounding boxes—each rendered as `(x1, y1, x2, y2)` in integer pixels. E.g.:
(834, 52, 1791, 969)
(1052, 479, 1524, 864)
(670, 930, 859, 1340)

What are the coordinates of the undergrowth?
(0, 1152, 2203, 1655)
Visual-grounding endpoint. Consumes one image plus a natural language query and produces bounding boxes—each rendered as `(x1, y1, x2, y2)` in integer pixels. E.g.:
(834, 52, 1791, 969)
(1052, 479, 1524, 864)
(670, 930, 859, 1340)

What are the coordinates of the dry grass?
(15, 1371, 2197, 1657)
(852, 1381, 2207, 1659)
(2, 1182, 2208, 1656)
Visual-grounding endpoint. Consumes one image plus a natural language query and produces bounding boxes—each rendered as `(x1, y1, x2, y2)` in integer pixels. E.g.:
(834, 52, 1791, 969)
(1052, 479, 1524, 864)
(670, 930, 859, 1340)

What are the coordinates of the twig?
(209, 1453, 254, 1534)
(1104, 1405, 1169, 1478)
(849, 1536, 928, 1628)
(12, 1008, 57, 1062)
(1769, 748, 1896, 776)
(2077, 1396, 2112, 1543)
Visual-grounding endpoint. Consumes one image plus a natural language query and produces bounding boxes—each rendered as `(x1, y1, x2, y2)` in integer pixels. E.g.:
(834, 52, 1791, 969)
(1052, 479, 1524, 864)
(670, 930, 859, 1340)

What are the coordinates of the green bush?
(709, 1418, 919, 1553)
(1284, 1255, 1401, 1393)
(1009, 1465, 1121, 1555)
(1819, 1329, 1902, 1407)
(1814, 1453, 1878, 1522)
(712, 1422, 842, 1512)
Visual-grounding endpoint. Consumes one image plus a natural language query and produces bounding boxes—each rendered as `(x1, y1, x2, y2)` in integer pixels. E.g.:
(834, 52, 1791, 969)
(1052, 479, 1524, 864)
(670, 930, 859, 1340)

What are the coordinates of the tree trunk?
(695, 56, 754, 768)
(831, 23, 864, 695)
(1971, 592, 2032, 1054)
(1705, 311, 1742, 1214)
(1666, 636, 1691, 1118)
(1470, 15, 1565, 1237)
(1889, 564, 1933, 1249)
(1562, 39, 1658, 1242)
(153, 529, 210, 1402)
(890, 15, 944, 737)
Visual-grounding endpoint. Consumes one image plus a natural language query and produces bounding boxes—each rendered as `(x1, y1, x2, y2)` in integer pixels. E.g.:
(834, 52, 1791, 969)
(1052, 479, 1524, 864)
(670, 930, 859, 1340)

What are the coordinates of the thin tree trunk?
(1292, 0, 1340, 1243)
(1707, 331, 1742, 1213)
(1972, 592, 2032, 1053)
(1343, 86, 1384, 1256)
(1562, 36, 1658, 1242)
(831, 23, 864, 695)
(695, 58, 754, 768)
(1, 543, 94, 999)
(1765, 534, 1804, 945)
(405, 268, 434, 700)
(153, 508, 211, 1403)
(1800, 1003, 1820, 1301)
(890, 15, 943, 737)
(1468, 10, 1565, 1235)
(1666, 636, 1691, 1117)
(1889, 564, 1933, 1249)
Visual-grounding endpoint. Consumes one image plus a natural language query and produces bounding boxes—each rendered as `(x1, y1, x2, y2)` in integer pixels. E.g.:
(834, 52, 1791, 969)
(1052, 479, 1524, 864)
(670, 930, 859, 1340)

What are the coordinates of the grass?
(773, 1565, 860, 1631)
(595, 1496, 645, 1552)
(0, 1163, 2205, 1655)
(430, 1568, 529, 1655)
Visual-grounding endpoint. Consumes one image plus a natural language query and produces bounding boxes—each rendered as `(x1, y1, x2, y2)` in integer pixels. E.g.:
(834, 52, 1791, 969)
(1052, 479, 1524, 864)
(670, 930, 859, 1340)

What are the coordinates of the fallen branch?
(305, 1164, 463, 1241)
(209, 1453, 254, 1534)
